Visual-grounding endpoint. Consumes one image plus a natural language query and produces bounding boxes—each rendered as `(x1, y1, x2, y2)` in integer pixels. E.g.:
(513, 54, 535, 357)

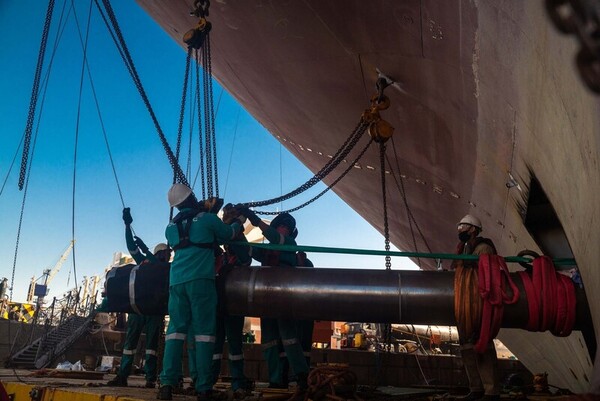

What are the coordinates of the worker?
(107, 207, 171, 389)
(157, 184, 243, 401)
(238, 208, 309, 400)
(296, 250, 314, 369)
(282, 248, 314, 386)
(451, 214, 499, 401)
(211, 203, 253, 397)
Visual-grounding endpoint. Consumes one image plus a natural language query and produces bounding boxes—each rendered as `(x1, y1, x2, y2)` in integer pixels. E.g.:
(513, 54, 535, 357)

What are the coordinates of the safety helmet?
(458, 214, 482, 230)
(270, 212, 296, 233)
(153, 243, 170, 254)
(168, 184, 193, 207)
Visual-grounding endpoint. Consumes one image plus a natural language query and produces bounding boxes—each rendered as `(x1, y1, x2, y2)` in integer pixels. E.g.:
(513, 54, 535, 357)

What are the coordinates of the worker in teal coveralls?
(157, 184, 243, 401)
(239, 209, 309, 398)
(211, 204, 253, 396)
(107, 207, 171, 388)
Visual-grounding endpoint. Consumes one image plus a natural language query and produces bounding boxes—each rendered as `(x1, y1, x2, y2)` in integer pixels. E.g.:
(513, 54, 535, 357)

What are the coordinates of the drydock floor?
(0, 369, 582, 401)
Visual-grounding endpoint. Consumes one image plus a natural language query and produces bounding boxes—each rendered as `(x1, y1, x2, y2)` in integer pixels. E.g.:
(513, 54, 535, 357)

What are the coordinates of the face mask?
(458, 231, 471, 242)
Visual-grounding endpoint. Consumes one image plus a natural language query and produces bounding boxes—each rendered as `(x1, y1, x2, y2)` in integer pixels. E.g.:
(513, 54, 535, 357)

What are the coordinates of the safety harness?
(171, 209, 214, 251)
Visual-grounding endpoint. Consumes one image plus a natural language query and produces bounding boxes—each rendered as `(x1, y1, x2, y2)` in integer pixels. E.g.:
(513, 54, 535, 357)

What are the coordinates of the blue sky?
(0, 0, 416, 304)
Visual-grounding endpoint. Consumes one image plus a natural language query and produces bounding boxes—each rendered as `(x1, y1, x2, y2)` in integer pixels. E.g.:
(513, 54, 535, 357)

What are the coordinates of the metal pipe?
(224, 267, 589, 330)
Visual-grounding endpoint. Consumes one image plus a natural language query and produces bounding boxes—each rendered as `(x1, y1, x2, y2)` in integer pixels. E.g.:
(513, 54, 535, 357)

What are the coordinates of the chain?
(19, 0, 56, 191)
(201, 46, 214, 198)
(380, 142, 391, 270)
(546, 0, 600, 93)
(206, 37, 219, 197)
(254, 137, 375, 215)
(175, 47, 193, 183)
(99, 0, 189, 187)
(195, 53, 206, 199)
(191, 0, 211, 18)
(244, 120, 368, 208)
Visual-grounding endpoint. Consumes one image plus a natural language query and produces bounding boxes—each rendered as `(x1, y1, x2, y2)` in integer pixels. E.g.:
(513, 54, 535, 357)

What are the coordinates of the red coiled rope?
(518, 256, 576, 337)
(474, 255, 520, 353)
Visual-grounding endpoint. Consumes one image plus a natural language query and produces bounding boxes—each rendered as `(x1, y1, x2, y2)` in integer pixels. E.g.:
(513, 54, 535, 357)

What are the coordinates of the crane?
(27, 240, 75, 304)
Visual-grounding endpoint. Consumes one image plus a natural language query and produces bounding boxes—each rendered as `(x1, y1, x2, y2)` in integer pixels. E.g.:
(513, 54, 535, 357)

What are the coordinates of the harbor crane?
(26, 240, 75, 305)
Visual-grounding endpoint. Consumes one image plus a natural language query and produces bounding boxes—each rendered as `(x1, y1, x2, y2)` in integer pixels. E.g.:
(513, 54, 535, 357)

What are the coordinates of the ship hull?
(136, 0, 600, 392)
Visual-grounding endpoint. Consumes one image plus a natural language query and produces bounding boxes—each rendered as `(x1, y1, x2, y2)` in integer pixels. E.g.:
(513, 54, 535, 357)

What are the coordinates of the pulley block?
(362, 95, 394, 143)
(183, 18, 212, 49)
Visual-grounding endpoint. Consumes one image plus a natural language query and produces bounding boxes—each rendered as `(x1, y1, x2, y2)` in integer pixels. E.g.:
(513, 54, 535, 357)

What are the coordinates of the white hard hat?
(153, 243, 169, 254)
(458, 214, 482, 230)
(168, 184, 192, 207)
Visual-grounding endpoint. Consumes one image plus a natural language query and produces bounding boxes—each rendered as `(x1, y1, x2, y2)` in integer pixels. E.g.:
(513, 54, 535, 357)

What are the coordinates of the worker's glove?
(134, 236, 150, 254)
(204, 197, 224, 214)
(122, 207, 133, 226)
(222, 203, 237, 224)
(237, 205, 261, 227)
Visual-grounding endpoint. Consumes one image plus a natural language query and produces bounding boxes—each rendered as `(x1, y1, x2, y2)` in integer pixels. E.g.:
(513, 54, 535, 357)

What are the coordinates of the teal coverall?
(253, 227, 309, 387)
(212, 231, 252, 391)
(159, 209, 241, 394)
(116, 227, 164, 383)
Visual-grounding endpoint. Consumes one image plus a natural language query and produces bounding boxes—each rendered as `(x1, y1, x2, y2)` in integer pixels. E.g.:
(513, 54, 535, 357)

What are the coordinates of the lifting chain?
(19, 0, 56, 191)
(97, 0, 190, 187)
(380, 141, 391, 270)
(174, 47, 193, 185)
(245, 78, 395, 215)
(253, 137, 374, 215)
(546, 0, 600, 93)
(363, 77, 395, 143)
(244, 120, 369, 209)
(191, 0, 210, 18)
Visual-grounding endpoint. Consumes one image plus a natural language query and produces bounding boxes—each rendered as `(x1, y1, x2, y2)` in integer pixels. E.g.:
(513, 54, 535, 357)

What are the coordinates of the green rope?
(227, 242, 576, 266)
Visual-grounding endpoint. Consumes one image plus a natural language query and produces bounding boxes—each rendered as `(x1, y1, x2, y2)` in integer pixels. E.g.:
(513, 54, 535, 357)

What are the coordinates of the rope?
(0, 134, 25, 198)
(518, 256, 576, 336)
(19, 0, 56, 191)
(226, 242, 577, 265)
(223, 106, 241, 197)
(388, 136, 433, 259)
(306, 365, 362, 401)
(69, 0, 95, 296)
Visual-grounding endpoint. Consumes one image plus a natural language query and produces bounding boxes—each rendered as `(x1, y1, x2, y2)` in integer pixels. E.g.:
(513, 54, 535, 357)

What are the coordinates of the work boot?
(287, 372, 308, 401)
(459, 346, 484, 399)
(478, 343, 500, 396)
(233, 388, 252, 400)
(454, 390, 484, 400)
(196, 390, 227, 401)
(479, 395, 500, 401)
(157, 385, 173, 400)
(145, 381, 156, 388)
(107, 375, 128, 387)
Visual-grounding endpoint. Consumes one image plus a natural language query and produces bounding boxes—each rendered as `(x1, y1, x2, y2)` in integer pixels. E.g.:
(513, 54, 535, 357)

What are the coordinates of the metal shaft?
(223, 267, 589, 330)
